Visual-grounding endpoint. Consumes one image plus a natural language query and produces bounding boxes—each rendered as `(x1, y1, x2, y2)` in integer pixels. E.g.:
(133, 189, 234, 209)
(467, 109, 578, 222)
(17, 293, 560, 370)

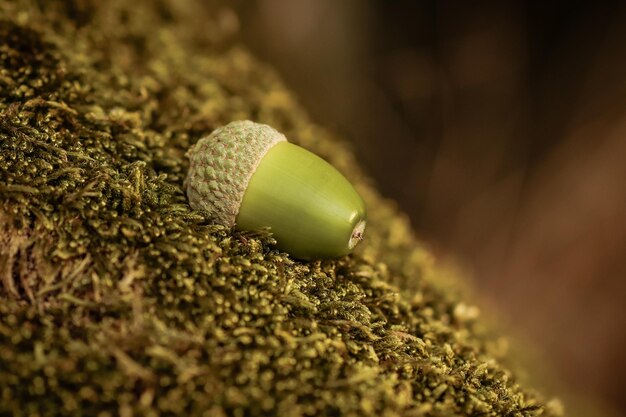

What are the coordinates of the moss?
(0, 0, 562, 416)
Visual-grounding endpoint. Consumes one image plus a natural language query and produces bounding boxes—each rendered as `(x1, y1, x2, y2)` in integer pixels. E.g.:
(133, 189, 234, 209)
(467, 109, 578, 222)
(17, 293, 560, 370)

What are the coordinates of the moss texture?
(0, 1, 562, 416)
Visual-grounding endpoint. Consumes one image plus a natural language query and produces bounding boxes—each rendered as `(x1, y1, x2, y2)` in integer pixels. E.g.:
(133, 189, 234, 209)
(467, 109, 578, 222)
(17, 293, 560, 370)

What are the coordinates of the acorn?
(185, 120, 366, 259)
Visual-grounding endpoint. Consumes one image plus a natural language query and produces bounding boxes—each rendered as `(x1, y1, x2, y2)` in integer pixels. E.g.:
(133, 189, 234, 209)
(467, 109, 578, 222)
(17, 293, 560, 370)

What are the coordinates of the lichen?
(0, 0, 562, 416)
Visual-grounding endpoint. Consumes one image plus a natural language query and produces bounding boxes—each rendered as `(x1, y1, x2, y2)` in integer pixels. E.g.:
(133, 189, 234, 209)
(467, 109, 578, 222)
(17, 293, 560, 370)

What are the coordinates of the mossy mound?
(0, 1, 562, 416)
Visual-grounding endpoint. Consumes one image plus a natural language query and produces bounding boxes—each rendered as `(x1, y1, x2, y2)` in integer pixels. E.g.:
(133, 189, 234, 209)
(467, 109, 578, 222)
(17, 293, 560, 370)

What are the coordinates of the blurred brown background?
(232, 1, 625, 415)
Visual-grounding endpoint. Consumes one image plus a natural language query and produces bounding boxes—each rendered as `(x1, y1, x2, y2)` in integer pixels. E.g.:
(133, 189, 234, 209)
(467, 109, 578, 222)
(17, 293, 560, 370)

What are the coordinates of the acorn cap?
(185, 120, 286, 227)
(186, 120, 366, 259)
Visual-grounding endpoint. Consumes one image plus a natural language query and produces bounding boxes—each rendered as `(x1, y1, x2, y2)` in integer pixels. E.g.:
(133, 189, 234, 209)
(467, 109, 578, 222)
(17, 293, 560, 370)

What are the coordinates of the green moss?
(0, 1, 562, 416)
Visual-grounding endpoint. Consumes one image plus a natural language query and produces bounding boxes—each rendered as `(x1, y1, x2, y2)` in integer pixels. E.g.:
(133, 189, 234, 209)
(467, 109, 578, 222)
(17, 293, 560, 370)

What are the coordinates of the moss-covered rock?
(0, 0, 562, 415)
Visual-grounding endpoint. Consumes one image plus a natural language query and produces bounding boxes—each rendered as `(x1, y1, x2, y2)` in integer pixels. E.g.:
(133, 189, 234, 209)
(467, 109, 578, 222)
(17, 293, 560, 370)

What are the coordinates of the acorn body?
(186, 121, 366, 259)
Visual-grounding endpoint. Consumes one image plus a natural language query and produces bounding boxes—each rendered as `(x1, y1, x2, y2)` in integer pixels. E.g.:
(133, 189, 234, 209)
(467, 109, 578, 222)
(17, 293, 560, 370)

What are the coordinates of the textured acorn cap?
(185, 120, 286, 226)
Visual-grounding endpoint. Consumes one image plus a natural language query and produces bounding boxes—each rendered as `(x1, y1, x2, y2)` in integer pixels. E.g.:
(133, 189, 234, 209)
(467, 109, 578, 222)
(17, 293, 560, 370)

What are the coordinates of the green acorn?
(185, 120, 366, 259)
